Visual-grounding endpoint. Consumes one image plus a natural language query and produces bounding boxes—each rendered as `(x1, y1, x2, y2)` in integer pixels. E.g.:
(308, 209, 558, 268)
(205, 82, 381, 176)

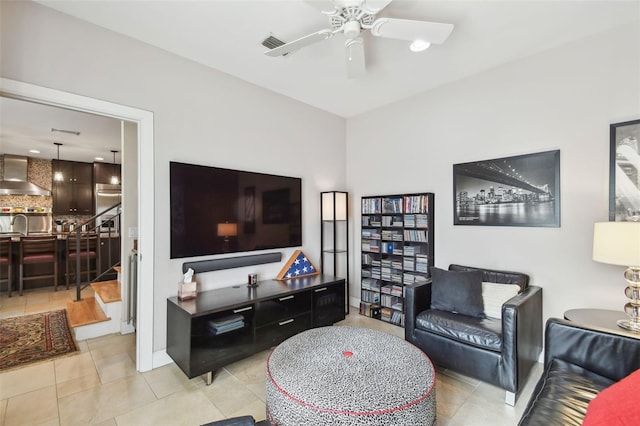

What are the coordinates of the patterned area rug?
(0, 309, 78, 371)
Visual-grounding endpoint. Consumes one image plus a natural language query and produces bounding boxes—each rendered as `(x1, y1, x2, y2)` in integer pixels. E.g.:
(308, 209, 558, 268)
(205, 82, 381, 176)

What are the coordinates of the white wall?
(346, 22, 640, 322)
(1, 1, 346, 351)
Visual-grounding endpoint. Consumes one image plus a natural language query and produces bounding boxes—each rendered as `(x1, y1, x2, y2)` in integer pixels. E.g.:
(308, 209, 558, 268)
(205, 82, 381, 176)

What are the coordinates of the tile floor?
(1, 288, 542, 426)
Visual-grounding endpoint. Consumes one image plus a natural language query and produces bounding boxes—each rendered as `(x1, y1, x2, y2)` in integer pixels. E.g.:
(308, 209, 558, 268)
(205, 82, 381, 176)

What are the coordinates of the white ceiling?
(1, 1, 637, 164)
(35, 0, 639, 118)
(0, 96, 122, 164)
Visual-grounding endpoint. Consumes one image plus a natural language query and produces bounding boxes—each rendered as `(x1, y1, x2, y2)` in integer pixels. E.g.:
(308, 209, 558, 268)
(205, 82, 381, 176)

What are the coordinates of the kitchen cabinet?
(52, 160, 94, 215)
(94, 162, 121, 185)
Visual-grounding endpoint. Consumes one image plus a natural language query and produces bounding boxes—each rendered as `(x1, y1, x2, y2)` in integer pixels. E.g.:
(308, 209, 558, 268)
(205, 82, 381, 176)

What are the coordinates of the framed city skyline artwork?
(453, 150, 560, 227)
(609, 119, 640, 221)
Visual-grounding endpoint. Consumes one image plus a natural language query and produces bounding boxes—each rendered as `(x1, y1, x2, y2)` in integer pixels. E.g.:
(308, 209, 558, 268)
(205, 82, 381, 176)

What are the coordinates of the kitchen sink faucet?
(11, 214, 29, 236)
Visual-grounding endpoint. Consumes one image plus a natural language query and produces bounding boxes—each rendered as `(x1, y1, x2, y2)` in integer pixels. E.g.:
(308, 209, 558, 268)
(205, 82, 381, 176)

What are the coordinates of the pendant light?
(53, 142, 64, 182)
(110, 150, 119, 185)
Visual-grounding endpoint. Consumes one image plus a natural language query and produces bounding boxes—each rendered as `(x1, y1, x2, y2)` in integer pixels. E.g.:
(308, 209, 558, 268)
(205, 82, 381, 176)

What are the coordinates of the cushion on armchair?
(482, 282, 521, 320)
(430, 267, 484, 317)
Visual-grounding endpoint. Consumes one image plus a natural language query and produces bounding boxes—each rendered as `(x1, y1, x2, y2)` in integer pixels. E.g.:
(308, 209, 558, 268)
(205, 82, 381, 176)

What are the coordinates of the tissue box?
(178, 281, 197, 301)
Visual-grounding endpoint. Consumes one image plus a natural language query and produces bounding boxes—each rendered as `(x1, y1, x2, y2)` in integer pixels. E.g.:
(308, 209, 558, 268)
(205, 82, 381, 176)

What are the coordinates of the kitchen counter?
(2, 232, 121, 293)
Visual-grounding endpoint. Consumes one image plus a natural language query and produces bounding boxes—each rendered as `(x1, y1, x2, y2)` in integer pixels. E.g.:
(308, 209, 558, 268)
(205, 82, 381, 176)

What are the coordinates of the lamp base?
(617, 319, 640, 332)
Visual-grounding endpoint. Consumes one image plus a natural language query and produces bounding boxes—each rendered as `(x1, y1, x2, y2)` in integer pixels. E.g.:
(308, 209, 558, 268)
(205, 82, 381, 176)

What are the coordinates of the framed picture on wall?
(453, 150, 560, 227)
(609, 119, 640, 221)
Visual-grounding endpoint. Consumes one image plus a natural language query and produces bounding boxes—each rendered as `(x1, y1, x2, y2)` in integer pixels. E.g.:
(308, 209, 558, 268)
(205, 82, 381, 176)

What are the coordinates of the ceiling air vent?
(262, 35, 290, 56)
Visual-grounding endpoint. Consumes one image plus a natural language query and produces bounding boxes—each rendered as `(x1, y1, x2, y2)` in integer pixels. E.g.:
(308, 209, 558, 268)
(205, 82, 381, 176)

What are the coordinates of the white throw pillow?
(482, 282, 521, 320)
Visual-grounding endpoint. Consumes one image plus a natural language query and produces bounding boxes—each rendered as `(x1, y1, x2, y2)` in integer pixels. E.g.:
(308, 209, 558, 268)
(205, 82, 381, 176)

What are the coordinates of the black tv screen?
(170, 162, 302, 259)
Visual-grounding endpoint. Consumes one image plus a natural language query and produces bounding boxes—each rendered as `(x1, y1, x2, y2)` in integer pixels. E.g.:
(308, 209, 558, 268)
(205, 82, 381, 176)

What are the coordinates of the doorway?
(0, 78, 155, 372)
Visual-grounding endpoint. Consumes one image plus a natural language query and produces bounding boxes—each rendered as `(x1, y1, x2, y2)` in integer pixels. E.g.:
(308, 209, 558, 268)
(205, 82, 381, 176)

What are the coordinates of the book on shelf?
(361, 289, 381, 304)
(403, 229, 428, 242)
(382, 197, 403, 214)
(362, 198, 381, 214)
(404, 195, 429, 214)
(415, 214, 429, 228)
(359, 302, 381, 318)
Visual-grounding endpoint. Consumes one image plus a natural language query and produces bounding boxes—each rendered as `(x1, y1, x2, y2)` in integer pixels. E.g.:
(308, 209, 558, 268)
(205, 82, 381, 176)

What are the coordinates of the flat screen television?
(170, 161, 302, 259)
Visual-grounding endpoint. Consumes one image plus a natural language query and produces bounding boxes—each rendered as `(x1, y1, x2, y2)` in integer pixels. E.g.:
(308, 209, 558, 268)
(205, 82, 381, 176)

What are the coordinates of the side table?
(564, 308, 640, 338)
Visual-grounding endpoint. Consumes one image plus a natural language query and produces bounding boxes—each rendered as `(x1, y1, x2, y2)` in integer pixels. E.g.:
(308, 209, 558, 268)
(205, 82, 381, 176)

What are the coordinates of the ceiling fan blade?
(371, 18, 454, 44)
(361, 0, 393, 14)
(264, 29, 334, 57)
(304, 0, 340, 15)
(345, 38, 365, 79)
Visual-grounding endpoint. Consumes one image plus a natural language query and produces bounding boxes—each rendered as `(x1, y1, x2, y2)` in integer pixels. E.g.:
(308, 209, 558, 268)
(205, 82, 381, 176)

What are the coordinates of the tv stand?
(166, 274, 346, 383)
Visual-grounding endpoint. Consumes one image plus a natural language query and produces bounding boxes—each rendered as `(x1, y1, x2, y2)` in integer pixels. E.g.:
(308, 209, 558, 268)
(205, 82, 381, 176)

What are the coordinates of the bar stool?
(19, 236, 58, 296)
(0, 236, 12, 297)
(66, 233, 98, 289)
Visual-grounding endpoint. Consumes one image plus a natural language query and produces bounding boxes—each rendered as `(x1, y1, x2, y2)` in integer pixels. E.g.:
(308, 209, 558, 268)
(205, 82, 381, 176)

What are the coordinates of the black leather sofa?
(519, 318, 640, 425)
(405, 264, 543, 405)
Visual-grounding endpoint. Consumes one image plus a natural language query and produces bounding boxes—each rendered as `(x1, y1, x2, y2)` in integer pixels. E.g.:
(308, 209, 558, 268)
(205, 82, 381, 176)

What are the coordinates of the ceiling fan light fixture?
(343, 20, 361, 39)
(410, 39, 431, 52)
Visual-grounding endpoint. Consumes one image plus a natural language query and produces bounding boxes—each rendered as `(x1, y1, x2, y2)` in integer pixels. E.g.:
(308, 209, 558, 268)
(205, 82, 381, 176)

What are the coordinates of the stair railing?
(68, 202, 122, 302)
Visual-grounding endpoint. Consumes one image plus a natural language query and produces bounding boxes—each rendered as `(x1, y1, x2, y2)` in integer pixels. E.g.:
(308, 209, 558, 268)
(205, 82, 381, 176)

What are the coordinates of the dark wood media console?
(166, 274, 346, 383)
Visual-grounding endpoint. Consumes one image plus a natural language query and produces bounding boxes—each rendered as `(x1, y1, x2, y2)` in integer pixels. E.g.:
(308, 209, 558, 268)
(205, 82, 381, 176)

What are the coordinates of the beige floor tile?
(245, 382, 267, 402)
(202, 374, 260, 417)
(3, 385, 58, 426)
(74, 340, 89, 353)
(142, 363, 200, 399)
(224, 350, 270, 386)
(228, 398, 266, 422)
(0, 296, 26, 309)
(25, 293, 50, 306)
(114, 388, 224, 426)
(0, 398, 6, 426)
(58, 375, 156, 426)
(92, 419, 116, 426)
(56, 370, 102, 399)
(94, 352, 137, 384)
(435, 371, 477, 421)
(0, 361, 55, 400)
(0, 310, 24, 319)
(55, 352, 96, 383)
(23, 302, 62, 315)
(87, 334, 135, 362)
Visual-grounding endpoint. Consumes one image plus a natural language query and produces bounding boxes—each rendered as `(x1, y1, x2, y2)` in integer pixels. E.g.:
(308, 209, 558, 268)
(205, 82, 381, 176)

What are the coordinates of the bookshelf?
(360, 193, 434, 326)
(321, 191, 349, 315)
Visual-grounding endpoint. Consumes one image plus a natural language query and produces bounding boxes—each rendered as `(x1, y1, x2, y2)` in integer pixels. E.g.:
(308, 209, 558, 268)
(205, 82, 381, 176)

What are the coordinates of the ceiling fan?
(264, 0, 454, 79)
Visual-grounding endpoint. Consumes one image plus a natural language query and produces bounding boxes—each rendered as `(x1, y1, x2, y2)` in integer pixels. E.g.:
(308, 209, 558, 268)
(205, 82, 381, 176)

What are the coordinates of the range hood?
(0, 155, 52, 196)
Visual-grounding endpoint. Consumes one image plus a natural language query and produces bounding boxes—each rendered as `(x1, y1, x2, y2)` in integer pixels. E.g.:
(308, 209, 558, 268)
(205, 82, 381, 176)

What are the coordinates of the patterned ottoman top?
(267, 326, 435, 416)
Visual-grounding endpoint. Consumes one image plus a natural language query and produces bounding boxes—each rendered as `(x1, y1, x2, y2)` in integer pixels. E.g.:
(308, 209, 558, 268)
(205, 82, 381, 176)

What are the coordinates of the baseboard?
(152, 349, 173, 369)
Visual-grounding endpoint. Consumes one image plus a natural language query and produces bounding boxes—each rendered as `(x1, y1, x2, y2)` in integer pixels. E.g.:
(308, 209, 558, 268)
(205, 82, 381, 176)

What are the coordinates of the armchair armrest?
(404, 280, 431, 336)
(544, 318, 640, 382)
(501, 285, 543, 392)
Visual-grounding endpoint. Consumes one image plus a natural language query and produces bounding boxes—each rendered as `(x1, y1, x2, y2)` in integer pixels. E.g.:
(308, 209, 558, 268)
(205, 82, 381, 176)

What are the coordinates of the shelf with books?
(359, 193, 434, 327)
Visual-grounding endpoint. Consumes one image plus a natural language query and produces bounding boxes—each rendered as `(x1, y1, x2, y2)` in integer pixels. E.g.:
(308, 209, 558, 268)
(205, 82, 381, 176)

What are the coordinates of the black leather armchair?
(519, 318, 640, 425)
(405, 264, 543, 405)
(201, 416, 270, 426)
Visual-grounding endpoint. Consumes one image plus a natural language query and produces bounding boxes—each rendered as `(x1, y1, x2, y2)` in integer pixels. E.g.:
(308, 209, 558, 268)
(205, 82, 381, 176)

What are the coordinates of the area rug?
(0, 309, 78, 371)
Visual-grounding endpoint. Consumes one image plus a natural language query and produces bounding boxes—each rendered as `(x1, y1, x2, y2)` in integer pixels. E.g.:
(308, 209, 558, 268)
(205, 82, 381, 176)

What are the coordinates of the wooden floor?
(66, 296, 110, 327)
(91, 280, 121, 303)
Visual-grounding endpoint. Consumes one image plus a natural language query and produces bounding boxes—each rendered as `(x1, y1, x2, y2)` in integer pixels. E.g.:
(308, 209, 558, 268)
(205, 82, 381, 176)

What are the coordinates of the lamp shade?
(593, 221, 640, 266)
(322, 191, 348, 221)
(217, 223, 238, 237)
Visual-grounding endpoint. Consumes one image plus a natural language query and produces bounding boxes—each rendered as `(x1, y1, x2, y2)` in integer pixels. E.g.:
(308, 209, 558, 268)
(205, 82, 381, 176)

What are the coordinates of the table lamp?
(593, 221, 640, 331)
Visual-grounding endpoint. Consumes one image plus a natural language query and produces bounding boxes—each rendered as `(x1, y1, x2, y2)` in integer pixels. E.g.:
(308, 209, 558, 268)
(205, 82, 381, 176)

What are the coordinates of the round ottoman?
(266, 326, 436, 425)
